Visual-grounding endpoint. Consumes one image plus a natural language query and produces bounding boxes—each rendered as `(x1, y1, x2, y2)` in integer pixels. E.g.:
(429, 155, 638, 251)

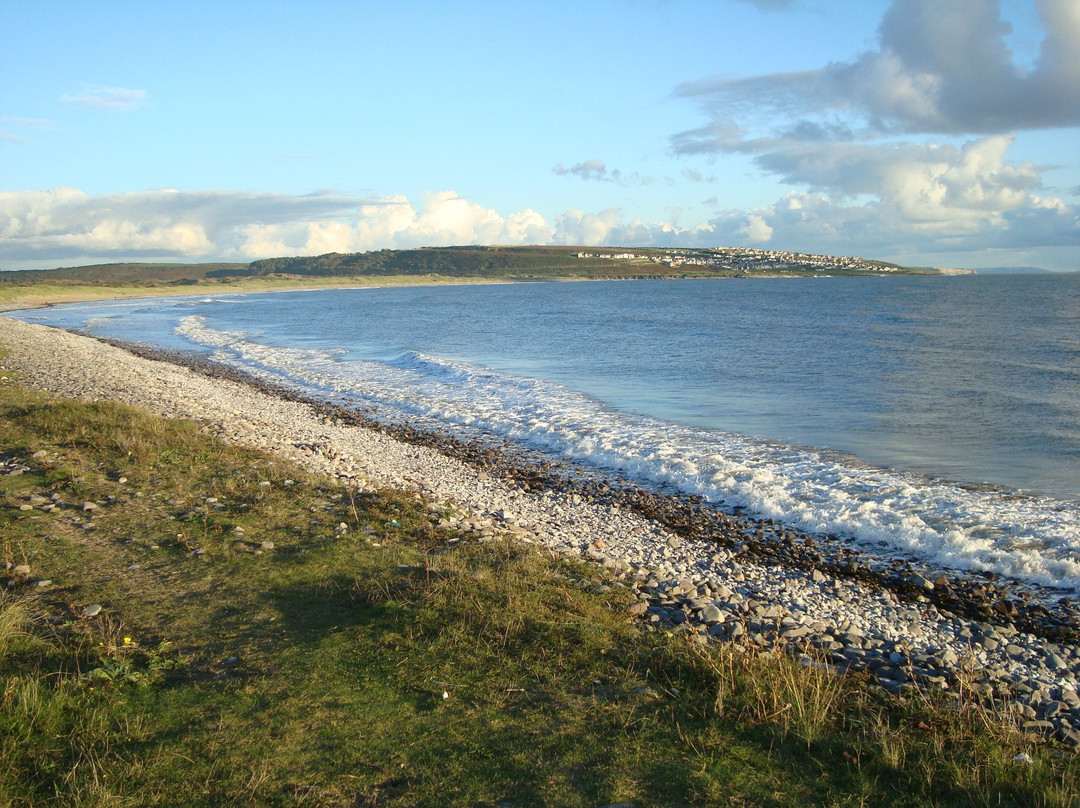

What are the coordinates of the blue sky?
(2, 0, 1078, 270)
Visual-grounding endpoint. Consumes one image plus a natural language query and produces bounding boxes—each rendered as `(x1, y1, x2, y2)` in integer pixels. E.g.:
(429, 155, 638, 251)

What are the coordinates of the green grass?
(0, 368, 1076, 807)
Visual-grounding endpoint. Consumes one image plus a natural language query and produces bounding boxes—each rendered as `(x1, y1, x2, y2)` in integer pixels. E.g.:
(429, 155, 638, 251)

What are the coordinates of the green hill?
(0, 246, 925, 300)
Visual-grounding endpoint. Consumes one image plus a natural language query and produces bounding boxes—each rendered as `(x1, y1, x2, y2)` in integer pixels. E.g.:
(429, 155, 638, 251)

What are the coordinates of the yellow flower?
(123, 637, 133, 644)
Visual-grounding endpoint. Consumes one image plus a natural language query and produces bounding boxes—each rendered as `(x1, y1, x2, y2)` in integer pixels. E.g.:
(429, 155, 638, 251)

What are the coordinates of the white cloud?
(228, 191, 554, 256)
(738, 133, 1080, 257)
(739, 214, 774, 243)
(753, 135, 1045, 230)
(60, 86, 148, 111)
(703, 177, 1078, 260)
(552, 208, 622, 245)
(0, 188, 555, 268)
(552, 208, 718, 248)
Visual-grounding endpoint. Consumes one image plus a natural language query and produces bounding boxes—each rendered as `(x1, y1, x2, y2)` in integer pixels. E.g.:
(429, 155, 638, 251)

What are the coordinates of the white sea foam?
(175, 315, 1080, 592)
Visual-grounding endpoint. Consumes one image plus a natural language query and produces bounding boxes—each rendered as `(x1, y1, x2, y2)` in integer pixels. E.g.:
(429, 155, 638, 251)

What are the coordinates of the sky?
(2, 0, 1078, 271)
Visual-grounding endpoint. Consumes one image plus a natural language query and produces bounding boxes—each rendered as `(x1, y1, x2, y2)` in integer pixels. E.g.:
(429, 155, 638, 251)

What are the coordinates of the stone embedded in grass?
(13, 564, 31, 576)
(81, 603, 102, 618)
(82, 502, 99, 512)
(259, 541, 275, 550)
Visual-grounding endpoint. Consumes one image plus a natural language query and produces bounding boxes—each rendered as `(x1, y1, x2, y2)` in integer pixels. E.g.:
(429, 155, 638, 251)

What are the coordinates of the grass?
(0, 365, 1077, 806)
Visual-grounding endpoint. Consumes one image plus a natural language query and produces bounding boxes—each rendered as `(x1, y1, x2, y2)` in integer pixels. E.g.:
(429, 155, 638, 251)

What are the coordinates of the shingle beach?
(3, 314, 1079, 746)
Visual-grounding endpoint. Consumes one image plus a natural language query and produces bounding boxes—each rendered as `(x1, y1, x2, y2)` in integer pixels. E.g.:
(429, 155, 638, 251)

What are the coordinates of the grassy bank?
(0, 362, 1076, 806)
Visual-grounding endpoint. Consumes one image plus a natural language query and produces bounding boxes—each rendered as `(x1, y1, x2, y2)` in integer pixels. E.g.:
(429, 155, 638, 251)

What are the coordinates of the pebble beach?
(3, 314, 1080, 747)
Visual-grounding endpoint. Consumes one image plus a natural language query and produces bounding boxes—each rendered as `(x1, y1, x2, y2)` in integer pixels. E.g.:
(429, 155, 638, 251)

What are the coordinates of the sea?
(7, 274, 1080, 592)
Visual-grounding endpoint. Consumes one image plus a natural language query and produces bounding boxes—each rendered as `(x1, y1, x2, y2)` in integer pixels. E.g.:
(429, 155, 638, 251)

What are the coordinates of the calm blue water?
(8, 275, 1080, 590)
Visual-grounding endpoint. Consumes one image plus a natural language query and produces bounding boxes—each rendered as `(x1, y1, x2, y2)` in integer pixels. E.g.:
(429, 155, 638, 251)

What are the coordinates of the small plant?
(85, 635, 185, 688)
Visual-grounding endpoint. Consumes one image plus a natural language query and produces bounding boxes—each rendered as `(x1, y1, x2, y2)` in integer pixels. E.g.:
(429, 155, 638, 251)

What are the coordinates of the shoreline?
(110, 338, 1079, 628)
(3, 315, 1080, 746)
(0, 274, 526, 313)
(0, 266, 966, 314)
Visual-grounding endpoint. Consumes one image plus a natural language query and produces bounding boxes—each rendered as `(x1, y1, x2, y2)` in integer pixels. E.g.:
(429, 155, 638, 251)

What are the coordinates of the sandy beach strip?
(4, 315, 1080, 744)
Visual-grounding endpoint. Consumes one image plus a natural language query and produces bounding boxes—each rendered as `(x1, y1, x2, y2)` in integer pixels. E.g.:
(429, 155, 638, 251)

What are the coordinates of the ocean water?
(8, 274, 1080, 591)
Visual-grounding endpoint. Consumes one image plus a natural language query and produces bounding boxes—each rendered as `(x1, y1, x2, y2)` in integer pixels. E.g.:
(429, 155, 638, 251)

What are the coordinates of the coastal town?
(574, 247, 972, 275)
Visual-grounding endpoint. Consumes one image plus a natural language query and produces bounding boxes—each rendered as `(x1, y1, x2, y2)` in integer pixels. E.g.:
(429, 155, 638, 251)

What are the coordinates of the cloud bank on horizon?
(1, 0, 1077, 271)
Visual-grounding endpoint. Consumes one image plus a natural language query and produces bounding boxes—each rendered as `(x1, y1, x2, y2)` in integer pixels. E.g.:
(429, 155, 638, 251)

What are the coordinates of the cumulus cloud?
(669, 0, 1080, 263)
(676, 0, 1080, 141)
(738, 214, 774, 243)
(60, 86, 148, 111)
(0, 186, 740, 268)
(0, 188, 556, 268)
(703, 179, 1078, 260)
(552, 208, 717, 248)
